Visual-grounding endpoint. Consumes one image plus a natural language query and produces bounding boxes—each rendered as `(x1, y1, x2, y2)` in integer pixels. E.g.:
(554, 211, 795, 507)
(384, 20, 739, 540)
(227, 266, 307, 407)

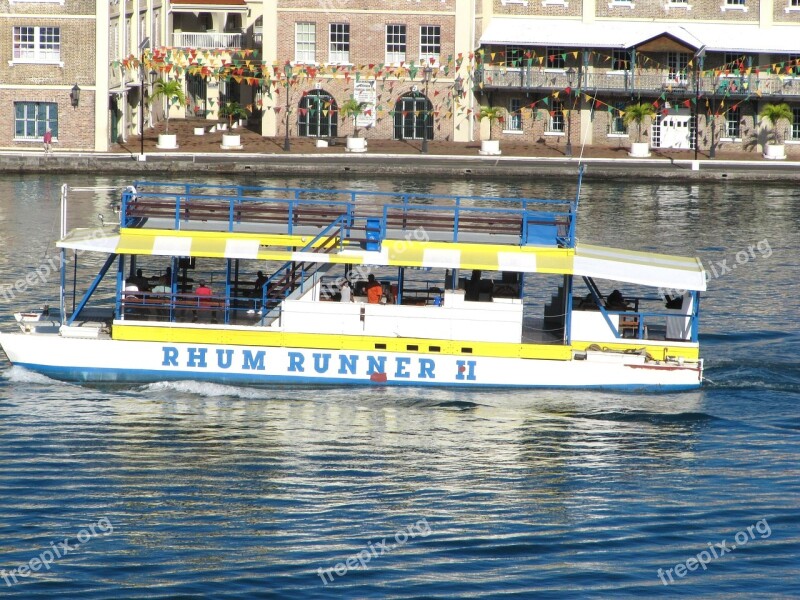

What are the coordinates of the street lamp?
(421, 65, 433, 154)
(693, 45, 706, 161)
(69, 83, 80, 108)
(283, 63, 292, 152)
(565, 66, 575, 157)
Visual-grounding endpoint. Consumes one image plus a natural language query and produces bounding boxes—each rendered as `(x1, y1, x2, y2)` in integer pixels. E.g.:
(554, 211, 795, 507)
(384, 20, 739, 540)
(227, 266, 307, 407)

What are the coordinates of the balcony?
(172, 32, 242, 49)
(476, 65, 800, 100)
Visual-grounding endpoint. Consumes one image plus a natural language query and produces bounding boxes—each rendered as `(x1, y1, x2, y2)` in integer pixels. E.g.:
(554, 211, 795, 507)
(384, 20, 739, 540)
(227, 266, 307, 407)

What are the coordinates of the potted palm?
(151, 78, 186, 149)
(759, 102, 793, 160)
(340, 97, 368, 153)
(623, 102, 657, 157)
(218, 101, 248, 149)
(478, 106, 504, 155)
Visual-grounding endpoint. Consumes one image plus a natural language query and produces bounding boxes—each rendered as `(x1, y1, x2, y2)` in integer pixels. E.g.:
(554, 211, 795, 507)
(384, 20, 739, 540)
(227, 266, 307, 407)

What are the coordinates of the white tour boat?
(0, 173, 705, 389)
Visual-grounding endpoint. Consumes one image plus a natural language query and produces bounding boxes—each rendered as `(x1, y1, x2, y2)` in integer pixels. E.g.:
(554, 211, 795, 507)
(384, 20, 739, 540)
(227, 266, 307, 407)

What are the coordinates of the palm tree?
(622, 102, 657, 143)
(479, 106, 505, 141)
(340, 97, 368, 138)
(759, 103, 793, 145)
(151, 78, 186, 134)
(219, 101, 248, 129)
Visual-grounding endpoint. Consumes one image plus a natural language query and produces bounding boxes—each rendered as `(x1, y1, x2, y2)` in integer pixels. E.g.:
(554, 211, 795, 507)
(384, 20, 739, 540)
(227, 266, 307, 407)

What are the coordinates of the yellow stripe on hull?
(112, 323, 573, 360)
(571, 340, 700, 361)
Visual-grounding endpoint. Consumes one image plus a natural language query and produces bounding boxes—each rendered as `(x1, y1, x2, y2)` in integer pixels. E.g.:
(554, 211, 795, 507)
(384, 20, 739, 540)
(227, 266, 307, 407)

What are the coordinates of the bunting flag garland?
(114, 46, 800, 124)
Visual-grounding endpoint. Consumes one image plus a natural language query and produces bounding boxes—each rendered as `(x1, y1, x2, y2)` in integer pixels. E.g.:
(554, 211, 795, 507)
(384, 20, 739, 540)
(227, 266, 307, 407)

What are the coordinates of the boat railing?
(122, 182, 577, 246)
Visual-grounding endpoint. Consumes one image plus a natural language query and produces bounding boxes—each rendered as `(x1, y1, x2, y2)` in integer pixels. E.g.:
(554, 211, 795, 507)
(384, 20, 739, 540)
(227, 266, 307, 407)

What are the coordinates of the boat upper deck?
(122, 181, 579, 248)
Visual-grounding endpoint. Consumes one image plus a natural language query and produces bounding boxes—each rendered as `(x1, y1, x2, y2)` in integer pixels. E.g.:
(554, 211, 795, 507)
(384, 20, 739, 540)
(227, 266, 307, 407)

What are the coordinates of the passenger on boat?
(124, 279, 140, 299)
(158, 267, 172, 286)
(340, 280, 352, 303)
(130, 269, 150, 291)
(465, 270, 481, 301)
(253, 271, 268, 296)
(605, 289, 627, 311)
(193, 280, 216, 323)
(365, 274, 383, 304)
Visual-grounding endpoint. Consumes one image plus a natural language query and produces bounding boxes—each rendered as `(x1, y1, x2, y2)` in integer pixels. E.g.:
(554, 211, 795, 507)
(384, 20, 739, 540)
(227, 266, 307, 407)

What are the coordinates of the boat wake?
(140, 380, 278, 400)
(1, 365, 66, 386)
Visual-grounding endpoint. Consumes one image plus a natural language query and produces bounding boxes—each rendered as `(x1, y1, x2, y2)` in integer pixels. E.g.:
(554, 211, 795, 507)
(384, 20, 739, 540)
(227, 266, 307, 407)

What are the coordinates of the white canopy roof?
(58, 229, 707, 292)
(480, 18, 800, 54)
(573, 244, 707, 292)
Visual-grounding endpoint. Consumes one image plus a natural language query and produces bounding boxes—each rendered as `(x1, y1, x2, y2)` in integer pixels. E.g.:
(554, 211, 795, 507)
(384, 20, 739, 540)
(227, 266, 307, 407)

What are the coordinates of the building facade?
(2, 0, 798, 154)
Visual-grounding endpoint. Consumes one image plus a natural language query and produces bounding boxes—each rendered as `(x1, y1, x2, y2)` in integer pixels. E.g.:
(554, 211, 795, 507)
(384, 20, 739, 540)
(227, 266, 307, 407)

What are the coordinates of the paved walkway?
(113, 117, 766, 163)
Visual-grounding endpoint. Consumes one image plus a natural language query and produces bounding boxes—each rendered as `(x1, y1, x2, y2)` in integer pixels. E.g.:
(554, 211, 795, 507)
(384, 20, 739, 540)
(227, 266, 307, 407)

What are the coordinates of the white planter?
(193, 127, 205, 136)
(478, 140, 501, 156)
(763, 143, 786, 160)
(220, 133, 242, 150)
(629, 142, 651, 157)
(156, 133, 178, 149)
(345, 137, 367, 153)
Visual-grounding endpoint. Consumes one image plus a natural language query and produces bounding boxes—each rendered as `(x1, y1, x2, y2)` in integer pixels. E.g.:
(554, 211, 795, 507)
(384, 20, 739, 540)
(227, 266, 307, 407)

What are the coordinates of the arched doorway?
(298, 90, 338, 138)
(393, 92, 433, 140)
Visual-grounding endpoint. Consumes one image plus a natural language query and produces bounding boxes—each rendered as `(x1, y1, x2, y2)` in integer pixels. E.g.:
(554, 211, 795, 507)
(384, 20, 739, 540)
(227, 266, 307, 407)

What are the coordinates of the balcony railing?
(172, 32, 242, 49)
(477, 65, 800, 99)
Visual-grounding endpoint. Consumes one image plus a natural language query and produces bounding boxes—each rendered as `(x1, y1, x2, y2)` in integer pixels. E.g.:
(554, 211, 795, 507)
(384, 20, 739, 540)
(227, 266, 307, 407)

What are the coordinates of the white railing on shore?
(172, 32, 242, 49)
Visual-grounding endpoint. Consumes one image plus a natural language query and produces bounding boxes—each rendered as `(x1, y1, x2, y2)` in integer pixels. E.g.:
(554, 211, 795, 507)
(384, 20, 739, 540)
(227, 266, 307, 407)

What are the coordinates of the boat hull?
(0, 333, 702, 390)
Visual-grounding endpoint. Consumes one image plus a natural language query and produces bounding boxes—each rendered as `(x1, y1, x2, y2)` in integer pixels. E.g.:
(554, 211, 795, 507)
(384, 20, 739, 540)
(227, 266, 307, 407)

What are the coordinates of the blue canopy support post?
(67, 253, 119, 326)
(563, 275, 573, 345)
(690, 291, 700, 342)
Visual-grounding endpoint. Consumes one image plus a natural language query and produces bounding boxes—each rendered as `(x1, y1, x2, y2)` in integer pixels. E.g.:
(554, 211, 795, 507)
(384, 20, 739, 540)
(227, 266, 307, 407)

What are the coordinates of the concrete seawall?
(1, 152, 799, 183)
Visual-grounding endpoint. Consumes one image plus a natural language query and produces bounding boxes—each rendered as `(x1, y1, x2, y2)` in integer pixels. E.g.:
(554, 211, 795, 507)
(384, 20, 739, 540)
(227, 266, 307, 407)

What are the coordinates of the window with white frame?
(329, 23, 349, 63)
(546, 47, 565, 69)
(420, 25, 440, 65)
(667, 52, 689, 83)
(723, 53, 748, 70)
(386, 25, 406, 65)
(792, 108, 800, 140)
(723, 0, 747, 9)
(507, 98, 523, 131)
(14, 102, 57, 139)
(548, 100, 565, 132)
(111, 24, 119, 61)
(295, 23, 316, 64)
(789, 0, 800, 8)
(609, 103, 627, 134)
(505, 46, 525, 67)
(153, 10, 160, 47)
(610, 49, 629, 72)
(12, 26, 60, 63)
(724, 106, 741, 138)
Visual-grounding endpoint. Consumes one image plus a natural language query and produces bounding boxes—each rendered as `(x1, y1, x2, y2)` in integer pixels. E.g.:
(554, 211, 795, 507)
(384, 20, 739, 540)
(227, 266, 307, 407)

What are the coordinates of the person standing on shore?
(42, 129, 53, 155)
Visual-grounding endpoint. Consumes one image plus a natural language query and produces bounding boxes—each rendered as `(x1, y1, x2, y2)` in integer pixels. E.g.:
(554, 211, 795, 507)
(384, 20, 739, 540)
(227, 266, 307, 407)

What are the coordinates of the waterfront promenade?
(2, 118, 799, 181)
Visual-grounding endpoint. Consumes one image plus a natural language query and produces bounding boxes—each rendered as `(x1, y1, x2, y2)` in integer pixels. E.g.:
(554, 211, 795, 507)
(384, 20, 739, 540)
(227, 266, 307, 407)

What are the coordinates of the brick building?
(3, 0, 799, 155)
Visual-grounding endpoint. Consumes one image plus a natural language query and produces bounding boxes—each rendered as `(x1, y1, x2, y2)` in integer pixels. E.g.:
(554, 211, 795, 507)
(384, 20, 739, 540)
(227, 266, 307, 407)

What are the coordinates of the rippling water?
(1, 174, 799, 597)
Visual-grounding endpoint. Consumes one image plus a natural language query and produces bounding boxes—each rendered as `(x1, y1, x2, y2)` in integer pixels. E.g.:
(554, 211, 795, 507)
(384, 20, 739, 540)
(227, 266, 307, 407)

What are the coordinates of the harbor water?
(0, 173, 798, 597)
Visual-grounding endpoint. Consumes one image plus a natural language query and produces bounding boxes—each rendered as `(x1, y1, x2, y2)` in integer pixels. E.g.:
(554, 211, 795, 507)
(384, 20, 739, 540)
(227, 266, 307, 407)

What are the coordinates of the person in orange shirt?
(365, 274, 383, 304)
(193, 280, 216, 322)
